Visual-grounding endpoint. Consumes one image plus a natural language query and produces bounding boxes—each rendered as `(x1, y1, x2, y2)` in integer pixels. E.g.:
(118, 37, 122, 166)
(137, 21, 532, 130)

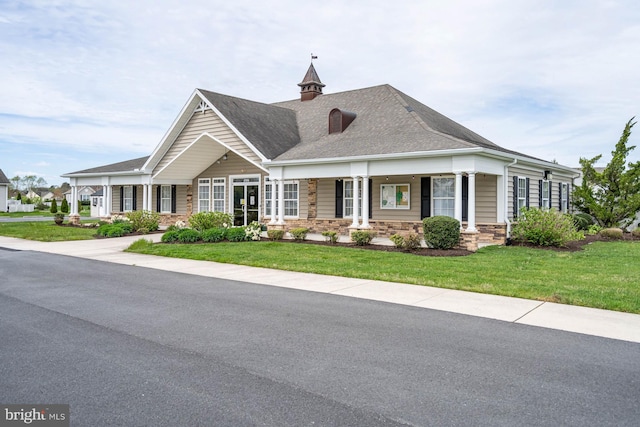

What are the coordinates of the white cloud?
(0, 0, 638, 186)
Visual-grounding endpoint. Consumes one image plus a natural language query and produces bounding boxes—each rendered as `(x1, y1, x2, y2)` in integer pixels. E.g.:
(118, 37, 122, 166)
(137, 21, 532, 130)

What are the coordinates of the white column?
(454, 172, 462, 226)
(269, 180, 277, 224)
(361, 176, 370, 228)
(147, 185, 153, 212)
(102, 185, 108, 217)
(106, 186, 112, 217)
(277, 179, 285, 224)
(71, 186, 78, 215)
(467, 173, 477, 232)
(351, 176, 360, 228)
(142, 184, 148, 211)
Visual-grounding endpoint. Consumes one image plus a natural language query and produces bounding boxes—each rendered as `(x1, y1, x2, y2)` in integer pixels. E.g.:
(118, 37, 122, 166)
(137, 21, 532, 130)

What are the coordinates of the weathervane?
(311, 53, 318, 61)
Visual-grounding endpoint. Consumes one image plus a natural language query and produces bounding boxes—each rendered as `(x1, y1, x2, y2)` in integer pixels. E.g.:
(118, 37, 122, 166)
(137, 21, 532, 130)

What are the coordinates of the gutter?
(505, 158, 518, 239)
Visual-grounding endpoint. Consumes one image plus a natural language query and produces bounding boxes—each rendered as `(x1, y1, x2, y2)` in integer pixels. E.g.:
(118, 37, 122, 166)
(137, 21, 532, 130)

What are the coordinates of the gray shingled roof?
(65, 156, 149, 175)
(272, 84, 535, 161)
(198, 89, 300, 159)
(0, 168, 9, 184)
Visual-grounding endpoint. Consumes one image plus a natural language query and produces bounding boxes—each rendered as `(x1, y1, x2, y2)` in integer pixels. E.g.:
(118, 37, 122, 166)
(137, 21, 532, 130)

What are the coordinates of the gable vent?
(329, 108, 357, 134)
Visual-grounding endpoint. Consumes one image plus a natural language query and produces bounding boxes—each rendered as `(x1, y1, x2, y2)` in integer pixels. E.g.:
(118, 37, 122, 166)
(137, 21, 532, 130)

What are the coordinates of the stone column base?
(68, 213, 81, 226)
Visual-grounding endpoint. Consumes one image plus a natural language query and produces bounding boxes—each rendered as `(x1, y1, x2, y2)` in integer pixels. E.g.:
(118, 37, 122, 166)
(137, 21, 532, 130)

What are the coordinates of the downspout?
(505, 158, 517, 239)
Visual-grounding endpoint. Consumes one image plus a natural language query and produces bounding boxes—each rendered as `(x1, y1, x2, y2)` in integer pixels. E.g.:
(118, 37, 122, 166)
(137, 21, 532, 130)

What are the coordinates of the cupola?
(298, 62, 325, 101)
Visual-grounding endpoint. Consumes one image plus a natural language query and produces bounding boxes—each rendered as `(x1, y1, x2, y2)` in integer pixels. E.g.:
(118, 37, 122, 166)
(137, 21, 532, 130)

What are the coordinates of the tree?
(61, 198, 69, 213)
(23, 175, 36, 193)
(572, 117, 640, 229)
(50, 199, 58, 214)
(10, 176, 20, 191)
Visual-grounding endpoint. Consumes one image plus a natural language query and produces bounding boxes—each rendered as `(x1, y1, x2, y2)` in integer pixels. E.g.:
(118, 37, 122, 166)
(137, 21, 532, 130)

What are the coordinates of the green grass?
(126, 240, 640, 314)
(0, 221, 97, 241)
(0, 210, 91, 218)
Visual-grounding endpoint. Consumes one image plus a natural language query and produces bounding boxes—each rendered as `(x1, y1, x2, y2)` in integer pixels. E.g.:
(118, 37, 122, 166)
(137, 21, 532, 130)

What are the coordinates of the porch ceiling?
(153, 135, 226, 181)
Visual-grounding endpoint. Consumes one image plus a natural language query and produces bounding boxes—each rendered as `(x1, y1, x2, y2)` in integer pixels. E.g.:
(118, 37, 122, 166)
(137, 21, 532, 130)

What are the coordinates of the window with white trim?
(541, 180, 550, 209)
(517, 177, 527, 213)
(212, 178, 225, 212)
(198, 179, 210, 212)
(344, 180, 362, 218)
(265, 179, 299, 218)
(123, 186, 133, 212)
(161, 185, 172, 213)
(432, 177, 455, 218)
(561, 183, 569, 213)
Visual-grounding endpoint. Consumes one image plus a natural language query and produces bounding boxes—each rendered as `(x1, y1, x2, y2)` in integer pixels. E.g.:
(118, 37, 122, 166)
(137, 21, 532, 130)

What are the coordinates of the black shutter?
(566, 183, 571, 211)
(171, 185, 177, 213)
(335, 180, 343, 218)
(558, 182, 563, 209)
(368, 178, 373, 219)
(513, 176, 518, 218)
(119, 186, 124, 211)
(156, 186, 161, 212)
(525, 178, 530, 209)
(421, 177, 431, 219)
(548, 181, 552, 209)
(538, 180, 543, 208)
(462, 175, 469, 221)
(132, 186, 137, 211)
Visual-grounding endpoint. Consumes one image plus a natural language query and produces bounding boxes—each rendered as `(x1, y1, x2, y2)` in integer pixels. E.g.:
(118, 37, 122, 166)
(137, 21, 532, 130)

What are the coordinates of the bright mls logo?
(1, 405, 69, 426)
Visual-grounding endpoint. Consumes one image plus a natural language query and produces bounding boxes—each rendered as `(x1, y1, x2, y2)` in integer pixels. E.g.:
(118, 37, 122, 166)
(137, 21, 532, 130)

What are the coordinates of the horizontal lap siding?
(371, 176, 421, 221)
(154, 109, 262, 174)
(316, 178, 337, 218)
(475, 174, 497, 222)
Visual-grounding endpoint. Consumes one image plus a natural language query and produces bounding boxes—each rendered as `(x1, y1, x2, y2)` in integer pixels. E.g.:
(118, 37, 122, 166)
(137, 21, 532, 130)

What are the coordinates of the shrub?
(50, 199, 58, 213)
(351, 230, 376, 246)
(632, 229, 640, 238)
(573, 213, 594, 231)
(245, 221, 262, 241)
(226, 227, 247, 242)
(188, 211, 233, 232)
(126, 210, 160, 233)
(289, 227, 309, 241)
(423, 216, 460, 249)
(96, 222, 133, 238)
(390, 234, 405, 249)
(321, 230, 338, 244)
(201, 227, 227, 243)
(267, 229, 285, 240)
(511, 208, 584, 247)
(599, 228, 623, 240)
(61, 198, 69, 213)
(161, 230, 181, 243)
(587, 224, 602, 235)
(177, 228, 201, 243)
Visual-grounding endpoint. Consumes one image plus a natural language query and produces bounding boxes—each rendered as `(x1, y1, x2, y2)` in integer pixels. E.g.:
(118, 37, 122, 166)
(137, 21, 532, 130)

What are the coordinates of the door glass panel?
(246, 185, 259, 224)
(233, 185, 244, 226)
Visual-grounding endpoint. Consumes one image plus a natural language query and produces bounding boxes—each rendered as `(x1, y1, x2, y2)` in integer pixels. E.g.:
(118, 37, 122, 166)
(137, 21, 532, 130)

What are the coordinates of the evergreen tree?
(572, 117, 640, 229)
(61, 198, 69, 213)
(50, 199, 58, 213)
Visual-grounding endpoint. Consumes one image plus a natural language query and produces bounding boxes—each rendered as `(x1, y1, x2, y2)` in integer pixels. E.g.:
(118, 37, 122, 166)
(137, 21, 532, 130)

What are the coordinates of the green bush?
(321, 230, 338, 244)
(599, 228, 623, 240)
(267, 229, 285, 240)
(161, 230, 180, 243)
(511, 208, 584, 247)
(201, 227, 227, 242)
(587, 224, 602, 235)
(188, 211, 233, 231)
(632, 229, 640, 238)
(390, 232, 422, 251)
(96, 222, 133, 238)
(423, 216, 460, 249)
(126, 210, 160, 233)
(61, 198, 69, 213)
(573, 213, 595, 231)
(289, 227, 309, 241)
(177, 228, 201, 243)
(50, 199, 58, 213)
(351, 230, 376, 246)
(390, 234, 405, 248)
(226, 227, 247, 242)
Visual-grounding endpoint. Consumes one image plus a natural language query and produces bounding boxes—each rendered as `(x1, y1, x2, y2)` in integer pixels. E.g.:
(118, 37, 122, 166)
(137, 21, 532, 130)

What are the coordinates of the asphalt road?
(1, 249, 639, 426)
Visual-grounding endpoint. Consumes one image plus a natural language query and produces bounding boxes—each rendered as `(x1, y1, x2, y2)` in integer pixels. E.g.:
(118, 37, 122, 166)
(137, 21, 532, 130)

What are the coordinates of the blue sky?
(1, 0, 639, 186)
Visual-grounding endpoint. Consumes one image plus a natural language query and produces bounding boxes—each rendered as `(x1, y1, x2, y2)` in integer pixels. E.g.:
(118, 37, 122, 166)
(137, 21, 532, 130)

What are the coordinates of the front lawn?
(0, 221, 97, 241)
(127, 239, 640, 314)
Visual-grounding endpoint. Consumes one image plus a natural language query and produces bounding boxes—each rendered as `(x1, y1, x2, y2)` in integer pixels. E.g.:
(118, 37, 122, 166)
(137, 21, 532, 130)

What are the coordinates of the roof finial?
(311, 53, 318, 61)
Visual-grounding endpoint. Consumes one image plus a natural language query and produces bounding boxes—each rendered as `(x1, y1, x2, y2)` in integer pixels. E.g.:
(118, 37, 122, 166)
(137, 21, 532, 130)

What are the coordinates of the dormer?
(329, 108, 357, 134)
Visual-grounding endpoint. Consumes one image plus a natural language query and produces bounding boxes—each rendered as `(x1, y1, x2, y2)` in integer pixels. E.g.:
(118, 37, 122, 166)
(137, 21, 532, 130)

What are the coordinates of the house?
(64, 186, 99, 205)
(62, 63, 578, 250)
(0, 168, 9, 212)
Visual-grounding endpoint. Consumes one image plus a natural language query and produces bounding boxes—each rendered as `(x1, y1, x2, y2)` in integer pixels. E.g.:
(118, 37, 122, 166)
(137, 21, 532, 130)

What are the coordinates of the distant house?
(63, 63, 579, 250)
(64, 186, 99, 205)
(0, 168, 9, 212)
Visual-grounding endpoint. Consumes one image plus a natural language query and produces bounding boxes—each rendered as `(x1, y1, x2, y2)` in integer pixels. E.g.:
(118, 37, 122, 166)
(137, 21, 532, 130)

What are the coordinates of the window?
(541, 180, 550, 209)
(561, 183, 569, 213)
(212, 178, 225, 212)
(517, 177, 527, 214)
(161, 185, 172, 213)
(433, 177, 455, 217)
(123, 186, 133, 212)
(380, 184, 410, 209)
(344, 180, 362, 218)
(80, 194, 91, 201)
(265, 180, 299, 218)
(198, 179, 210, 212)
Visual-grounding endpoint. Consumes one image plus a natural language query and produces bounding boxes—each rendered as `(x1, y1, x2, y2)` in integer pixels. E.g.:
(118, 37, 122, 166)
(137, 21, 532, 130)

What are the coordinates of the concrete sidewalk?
(1, 234, 639, 344)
